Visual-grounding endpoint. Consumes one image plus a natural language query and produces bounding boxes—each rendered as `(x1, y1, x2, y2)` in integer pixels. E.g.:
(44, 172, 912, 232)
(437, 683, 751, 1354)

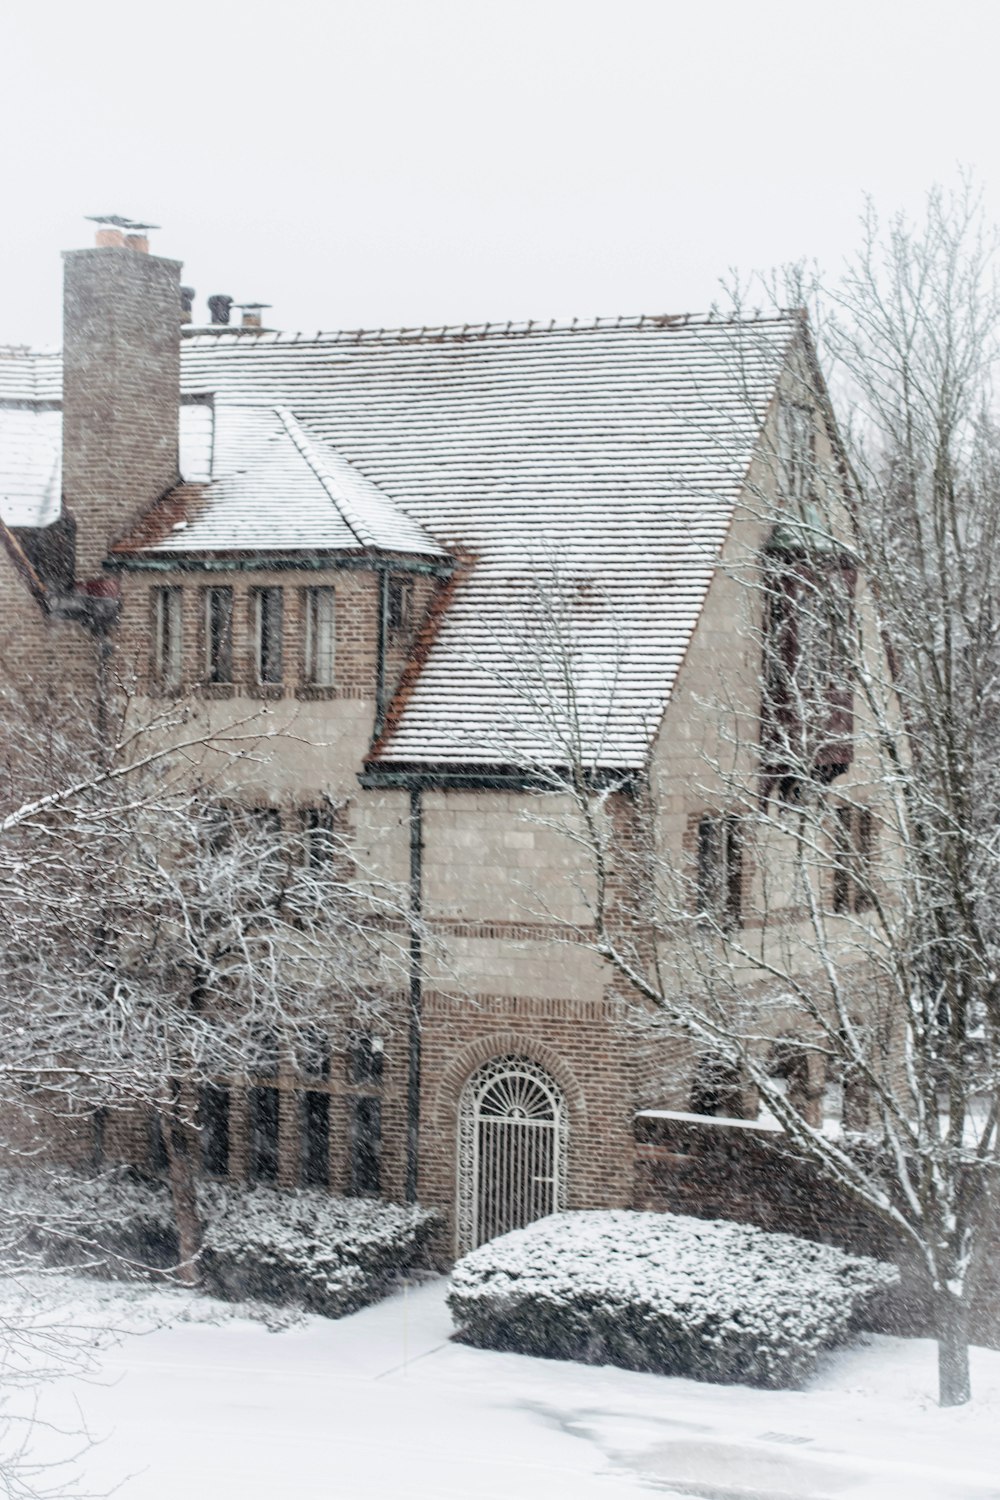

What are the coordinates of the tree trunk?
(162, 1106, 203, 1287)
(936, 1288, 971, 1407)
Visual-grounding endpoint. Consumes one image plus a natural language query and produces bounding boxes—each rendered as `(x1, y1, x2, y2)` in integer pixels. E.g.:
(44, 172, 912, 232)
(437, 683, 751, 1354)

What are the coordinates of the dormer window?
(253, 587, 284, 684)
(387, 576, 413, 635)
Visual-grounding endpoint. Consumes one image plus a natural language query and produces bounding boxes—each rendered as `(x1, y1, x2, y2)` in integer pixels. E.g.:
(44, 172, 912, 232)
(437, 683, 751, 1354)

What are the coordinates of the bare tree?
(494, 188, 1000, 1407)
(0, 686, 409, 1283)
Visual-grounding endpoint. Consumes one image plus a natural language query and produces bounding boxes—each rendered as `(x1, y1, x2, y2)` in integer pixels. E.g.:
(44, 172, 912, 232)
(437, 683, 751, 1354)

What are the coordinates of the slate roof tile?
(0, 314, 797, 768)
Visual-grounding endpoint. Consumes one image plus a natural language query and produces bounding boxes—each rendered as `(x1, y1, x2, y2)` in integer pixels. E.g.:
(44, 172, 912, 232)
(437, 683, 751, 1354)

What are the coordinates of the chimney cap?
(85, 214, 160, 231)
(236, 302, 272, 312)
(85, 214, 160, 232)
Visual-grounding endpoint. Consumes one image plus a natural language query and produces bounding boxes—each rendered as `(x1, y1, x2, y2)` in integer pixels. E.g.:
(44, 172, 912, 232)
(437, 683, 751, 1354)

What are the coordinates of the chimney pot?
(95, 228, 126, 249)
(237, 302, 271, 331)
(179, 286, 196, 325)
(125, 232, 149, 254)
(208, 293, 233, 326)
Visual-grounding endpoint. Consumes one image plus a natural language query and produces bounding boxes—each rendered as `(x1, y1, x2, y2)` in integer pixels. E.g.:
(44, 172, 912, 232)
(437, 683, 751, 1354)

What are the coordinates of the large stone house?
(0, 224, 860, 1252)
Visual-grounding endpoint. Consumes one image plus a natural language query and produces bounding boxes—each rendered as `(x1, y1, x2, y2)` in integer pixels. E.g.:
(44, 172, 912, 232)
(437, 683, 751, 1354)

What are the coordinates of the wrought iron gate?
(457, 1055, 567, 1252)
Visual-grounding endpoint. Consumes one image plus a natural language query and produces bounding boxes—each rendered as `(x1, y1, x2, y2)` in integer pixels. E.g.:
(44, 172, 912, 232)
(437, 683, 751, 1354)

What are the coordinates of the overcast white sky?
(4, 0, 1000, 346)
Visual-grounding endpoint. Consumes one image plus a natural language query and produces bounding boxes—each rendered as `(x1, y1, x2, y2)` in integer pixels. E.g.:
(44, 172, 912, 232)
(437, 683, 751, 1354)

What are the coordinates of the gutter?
(359, 764, 638, 794)
(375, 566, 389, 738)
(104, 553, 453, 578)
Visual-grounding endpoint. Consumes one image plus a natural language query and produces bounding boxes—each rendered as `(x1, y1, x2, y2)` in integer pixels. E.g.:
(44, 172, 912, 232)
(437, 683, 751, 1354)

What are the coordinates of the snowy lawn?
(449, 1211, 898, 1387)
(3, 1272, 999, 1499)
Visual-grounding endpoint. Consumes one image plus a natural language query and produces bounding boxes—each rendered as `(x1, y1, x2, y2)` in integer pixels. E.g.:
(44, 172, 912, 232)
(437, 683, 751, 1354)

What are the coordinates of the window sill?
(295, 684, 338, 701)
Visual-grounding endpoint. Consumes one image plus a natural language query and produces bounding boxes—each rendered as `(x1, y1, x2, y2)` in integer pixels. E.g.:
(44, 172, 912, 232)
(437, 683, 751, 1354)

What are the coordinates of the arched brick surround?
(431, 1030, 588, 1136)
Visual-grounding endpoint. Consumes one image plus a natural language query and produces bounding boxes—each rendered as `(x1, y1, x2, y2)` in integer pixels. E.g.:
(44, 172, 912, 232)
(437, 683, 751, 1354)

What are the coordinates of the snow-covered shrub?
(448, 1210, 899, 1388)
(199, 1185, 438, 1316)
(0, 1169, 438, 1318)
(0, 1168, 177, 1273)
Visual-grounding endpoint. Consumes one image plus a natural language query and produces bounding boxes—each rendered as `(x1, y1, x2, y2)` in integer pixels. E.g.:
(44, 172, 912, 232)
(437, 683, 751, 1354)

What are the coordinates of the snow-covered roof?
(176, 315, 793, 767)
(0, 400, 216, 527)
(0, 314, 797, 769)
(113, 404, 444, 558)
(0, 406, 62, 527)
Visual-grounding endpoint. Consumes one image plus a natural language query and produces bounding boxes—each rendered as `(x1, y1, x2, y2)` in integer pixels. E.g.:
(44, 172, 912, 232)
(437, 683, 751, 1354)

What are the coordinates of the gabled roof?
(0, 313, 798, 769)
(179, 314, 797, 768)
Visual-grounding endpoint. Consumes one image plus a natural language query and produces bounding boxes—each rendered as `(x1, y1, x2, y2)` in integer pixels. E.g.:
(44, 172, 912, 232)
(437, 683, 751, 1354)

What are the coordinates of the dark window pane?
(302, 807, 336, 867)
(387, 577, 412, 633)
(250, 1028, 280, 1079)
(248, 1086, 279, 1182)
(198, 1083, 230, 1177)
(255, 588, 284, 684)
(690, 1054, 745, 1118)
(350, 1096, 381, 1196)
(297, 1026, 330, 1081)
(300, 1091, 330, 1187)
(148, 1108, 168, 1175)
(91, 1106, 107, 1170)
(833, 805, 853, 913)
(855, 808, 874, 911)
(697, 815, 741, 930)
(347, 1034, 384, 1087)
(205, 587, 234, 683)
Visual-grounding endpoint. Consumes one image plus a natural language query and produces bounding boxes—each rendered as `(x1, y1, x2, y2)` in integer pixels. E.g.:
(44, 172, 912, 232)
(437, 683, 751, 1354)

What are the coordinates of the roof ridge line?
(182, 309, 799, 350)
(274, 406, 377, 551)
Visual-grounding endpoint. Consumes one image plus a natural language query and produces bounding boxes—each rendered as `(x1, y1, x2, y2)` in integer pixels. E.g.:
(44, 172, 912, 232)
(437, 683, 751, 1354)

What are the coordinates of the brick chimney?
(62, 231, 182, 578)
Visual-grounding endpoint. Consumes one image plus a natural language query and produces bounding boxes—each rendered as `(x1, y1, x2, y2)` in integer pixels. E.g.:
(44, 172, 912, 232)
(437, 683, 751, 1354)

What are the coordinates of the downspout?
(92, 598, 119, 765)
(375, 565, 389, 737)
(405, 786, 423, 1203)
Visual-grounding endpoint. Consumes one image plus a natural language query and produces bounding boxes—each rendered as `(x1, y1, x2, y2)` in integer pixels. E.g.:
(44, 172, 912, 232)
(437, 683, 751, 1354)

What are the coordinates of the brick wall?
(0, 539, 99, 731)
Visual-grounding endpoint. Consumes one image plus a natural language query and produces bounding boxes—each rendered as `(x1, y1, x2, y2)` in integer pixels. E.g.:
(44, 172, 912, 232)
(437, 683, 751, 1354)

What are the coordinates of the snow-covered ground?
(3, 1272, 999, 1499)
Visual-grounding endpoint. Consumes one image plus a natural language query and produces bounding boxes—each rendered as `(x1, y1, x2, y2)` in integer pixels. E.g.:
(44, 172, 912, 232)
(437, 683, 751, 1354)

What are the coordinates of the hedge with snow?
(0, 1169, 437, 1318)
(448, 1210, 899, 1388)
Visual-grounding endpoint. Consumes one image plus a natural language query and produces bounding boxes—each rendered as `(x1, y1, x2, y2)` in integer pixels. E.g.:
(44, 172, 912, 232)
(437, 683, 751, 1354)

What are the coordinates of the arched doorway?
(457, 1055, 567, 1252)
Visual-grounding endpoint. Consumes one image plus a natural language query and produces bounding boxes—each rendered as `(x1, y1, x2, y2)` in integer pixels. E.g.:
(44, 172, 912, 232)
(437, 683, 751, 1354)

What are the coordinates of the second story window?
(761, 545, 857, 788)
(779, 400, 816, 502)
(253, 587, 284, 685)
(348, 1032, 385, 1087)
(302, 586, 335, 686)
(832, 804, 875, 914)
(151, 586, 183, 690)
(696, 813, 743, 931)
(204, 586, 234, 684)
(387, 576, 413, 635)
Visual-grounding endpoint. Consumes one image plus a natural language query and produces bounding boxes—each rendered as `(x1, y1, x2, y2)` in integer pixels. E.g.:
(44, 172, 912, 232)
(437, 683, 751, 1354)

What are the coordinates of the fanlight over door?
(457, 1055, 567, 1252)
